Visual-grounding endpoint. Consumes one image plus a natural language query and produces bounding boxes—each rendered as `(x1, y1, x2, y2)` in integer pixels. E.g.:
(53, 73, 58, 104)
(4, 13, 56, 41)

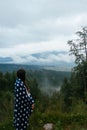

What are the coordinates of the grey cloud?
(0, 57, 13, 63)
(0, 0, 87, 64)
(10, 51, 74, 65)
(0, 0, 86, 28)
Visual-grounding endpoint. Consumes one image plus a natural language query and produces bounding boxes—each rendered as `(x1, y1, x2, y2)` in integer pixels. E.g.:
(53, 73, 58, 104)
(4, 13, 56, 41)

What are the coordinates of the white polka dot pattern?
(14, 78, 34, 130)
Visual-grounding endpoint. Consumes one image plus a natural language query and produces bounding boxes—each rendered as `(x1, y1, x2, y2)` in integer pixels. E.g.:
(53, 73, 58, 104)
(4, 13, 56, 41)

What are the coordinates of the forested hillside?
(0, 66, 87, 130)
(0, 69, 71, 129)
(1, 27, 87, 130)
(0, 69, 71, 92)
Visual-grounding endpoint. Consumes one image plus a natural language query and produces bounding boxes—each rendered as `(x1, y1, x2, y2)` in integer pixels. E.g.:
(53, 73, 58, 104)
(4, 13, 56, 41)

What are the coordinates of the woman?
(13, 69, 34, 130)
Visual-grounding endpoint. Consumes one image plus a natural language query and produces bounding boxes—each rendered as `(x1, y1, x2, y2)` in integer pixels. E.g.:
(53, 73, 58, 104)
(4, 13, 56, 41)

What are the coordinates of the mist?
(39, 76, 61, 96)
(40, 86, 61, 96)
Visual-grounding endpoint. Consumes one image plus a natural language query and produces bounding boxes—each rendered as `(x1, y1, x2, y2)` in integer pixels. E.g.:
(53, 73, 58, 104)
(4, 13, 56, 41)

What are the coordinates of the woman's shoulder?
(14, 78, 24, 86)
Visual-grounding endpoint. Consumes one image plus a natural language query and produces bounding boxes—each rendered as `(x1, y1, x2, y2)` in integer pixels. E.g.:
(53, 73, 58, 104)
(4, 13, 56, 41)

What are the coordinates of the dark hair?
(17, 69, 26, 81)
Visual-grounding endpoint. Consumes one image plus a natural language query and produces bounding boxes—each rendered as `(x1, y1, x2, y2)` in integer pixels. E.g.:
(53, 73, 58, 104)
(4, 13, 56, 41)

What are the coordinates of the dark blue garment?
(13, 78, 34, 130)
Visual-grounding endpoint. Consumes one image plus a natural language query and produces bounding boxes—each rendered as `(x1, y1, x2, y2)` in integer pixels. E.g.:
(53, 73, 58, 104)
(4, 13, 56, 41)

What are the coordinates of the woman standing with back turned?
(13, 69, 34, 130)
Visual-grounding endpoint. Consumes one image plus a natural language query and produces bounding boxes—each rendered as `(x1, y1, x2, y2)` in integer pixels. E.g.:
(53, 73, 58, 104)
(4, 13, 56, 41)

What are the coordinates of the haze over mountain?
(0, 50, 75, 73)
(0, 51, 74, 67)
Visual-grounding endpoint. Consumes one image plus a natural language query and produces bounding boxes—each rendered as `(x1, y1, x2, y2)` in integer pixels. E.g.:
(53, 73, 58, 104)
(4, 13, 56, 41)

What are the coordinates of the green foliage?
(27, 77, 42, 99)
(0, 120, 14, 130)
(0, 77, 9, 91)
(68, 26, 87, 64)
(0, 71, 16, 92)
(1, 68, 87, 130)
(55, 121, 63, 130)
(66, 27, 87, 105)
(26, 69, 71, 88)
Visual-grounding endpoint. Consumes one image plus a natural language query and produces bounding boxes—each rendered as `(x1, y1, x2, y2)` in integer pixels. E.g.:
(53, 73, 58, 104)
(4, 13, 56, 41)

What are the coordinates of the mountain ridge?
(0, 63, 73, 73)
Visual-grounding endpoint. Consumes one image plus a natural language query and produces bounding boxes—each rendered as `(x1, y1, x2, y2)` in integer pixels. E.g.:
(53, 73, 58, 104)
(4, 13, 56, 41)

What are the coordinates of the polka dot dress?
(13, 78, 34, 130)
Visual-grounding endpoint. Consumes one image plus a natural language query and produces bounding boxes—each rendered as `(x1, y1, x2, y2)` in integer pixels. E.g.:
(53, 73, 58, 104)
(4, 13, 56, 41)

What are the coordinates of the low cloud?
(0, 45, 74, 65)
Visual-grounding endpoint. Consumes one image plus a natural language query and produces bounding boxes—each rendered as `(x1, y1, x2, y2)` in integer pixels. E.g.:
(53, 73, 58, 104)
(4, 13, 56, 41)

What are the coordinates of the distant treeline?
(0, 69, 71, 92)
(0, 63, 42, 73)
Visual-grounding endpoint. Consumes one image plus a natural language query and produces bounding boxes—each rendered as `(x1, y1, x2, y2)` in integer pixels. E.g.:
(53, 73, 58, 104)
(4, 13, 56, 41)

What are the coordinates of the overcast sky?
(0, 0, 87, 65)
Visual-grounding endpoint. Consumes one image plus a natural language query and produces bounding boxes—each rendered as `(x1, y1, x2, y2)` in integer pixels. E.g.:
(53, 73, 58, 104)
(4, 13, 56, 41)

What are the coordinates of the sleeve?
(28, 93, 35, 114)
